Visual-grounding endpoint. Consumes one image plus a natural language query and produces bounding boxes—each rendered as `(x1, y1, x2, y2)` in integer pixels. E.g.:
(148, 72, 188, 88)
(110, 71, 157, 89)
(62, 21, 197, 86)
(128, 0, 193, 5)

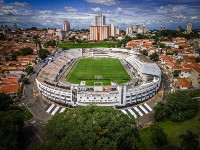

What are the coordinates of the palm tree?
(179, 130, 199, 150)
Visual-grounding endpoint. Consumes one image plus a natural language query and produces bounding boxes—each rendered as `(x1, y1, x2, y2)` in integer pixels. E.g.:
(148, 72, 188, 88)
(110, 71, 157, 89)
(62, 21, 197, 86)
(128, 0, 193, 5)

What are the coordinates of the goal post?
(94, 82, 103, 92)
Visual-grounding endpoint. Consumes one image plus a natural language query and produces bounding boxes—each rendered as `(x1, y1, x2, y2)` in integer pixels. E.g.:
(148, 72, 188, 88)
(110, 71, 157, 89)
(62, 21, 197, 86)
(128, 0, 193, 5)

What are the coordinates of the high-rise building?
(13, 23, 18, 31)
(126, 27, 132, 35)
(56, 29, 66, 40)
(63, 20, 70, 32)
(109, 24, 116, 37)
(90, 26, 109, 41)
(160, 26, 166, 30)
(177, 26, 182, 32)
(115, 26, 120, 36)
(186, 23, 192, 33)
(133, 24, 140, 33)
(1, 25, 9, 31)
(142, 25, 147, 34)
(95, 14, 105, 26)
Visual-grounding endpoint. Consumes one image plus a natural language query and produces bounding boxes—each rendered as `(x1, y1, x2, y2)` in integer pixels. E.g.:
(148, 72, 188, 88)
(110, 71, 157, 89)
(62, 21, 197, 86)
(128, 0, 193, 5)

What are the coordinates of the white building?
(186, 23, 192, 33)
(133, 24, 140, 32)
(55, 29, 66, 40)
(63, 20, 70, 32)
(115, 26, 120, 35)
(126, 27, 132, 35)
(109, 24, 116, 37)
(95, 14, 105, 26)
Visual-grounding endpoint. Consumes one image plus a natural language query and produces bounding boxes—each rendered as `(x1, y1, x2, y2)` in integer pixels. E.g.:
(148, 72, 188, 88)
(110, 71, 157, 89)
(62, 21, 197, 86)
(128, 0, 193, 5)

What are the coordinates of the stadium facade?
(36, 48, 161, 107)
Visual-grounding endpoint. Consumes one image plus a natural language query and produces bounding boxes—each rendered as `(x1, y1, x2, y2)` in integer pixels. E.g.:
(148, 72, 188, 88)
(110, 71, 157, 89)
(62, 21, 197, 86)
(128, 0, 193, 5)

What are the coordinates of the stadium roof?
(139, 63, 161, 76)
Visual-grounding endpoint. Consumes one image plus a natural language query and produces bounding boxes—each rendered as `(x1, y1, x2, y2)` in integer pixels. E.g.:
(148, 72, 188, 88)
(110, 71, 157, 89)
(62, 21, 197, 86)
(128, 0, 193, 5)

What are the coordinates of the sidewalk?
(137, 87, 164, 126)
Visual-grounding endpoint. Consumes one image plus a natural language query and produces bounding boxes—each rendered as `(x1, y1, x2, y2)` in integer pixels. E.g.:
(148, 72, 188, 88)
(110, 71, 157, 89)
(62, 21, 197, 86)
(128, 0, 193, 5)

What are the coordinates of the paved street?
(161, 71, 171, 99)
(19, 63, 52, 147)
(22, 64, 52, 122)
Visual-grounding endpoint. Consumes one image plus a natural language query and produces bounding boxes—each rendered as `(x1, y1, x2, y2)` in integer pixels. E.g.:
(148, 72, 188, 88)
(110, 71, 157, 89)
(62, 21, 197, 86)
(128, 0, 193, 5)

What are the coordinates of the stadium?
(36, 48, 161, 108)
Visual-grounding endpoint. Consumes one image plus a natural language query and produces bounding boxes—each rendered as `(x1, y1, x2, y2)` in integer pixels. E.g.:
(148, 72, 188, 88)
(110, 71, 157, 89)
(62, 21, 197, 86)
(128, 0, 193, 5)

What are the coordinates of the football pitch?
(66, 58, 131, 85)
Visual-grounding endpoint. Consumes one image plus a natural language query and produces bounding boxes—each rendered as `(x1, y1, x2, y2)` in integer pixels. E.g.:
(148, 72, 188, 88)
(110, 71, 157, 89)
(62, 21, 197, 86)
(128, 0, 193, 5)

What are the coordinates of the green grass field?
(59, 41, 118, 50)
(66, 58, 131, 85)
(139, 101, 200, 150)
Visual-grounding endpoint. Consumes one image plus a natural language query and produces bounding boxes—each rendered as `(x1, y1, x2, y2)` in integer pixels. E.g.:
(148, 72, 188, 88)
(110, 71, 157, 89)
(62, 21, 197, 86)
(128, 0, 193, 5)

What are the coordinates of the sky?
(0, 0, 200, 30)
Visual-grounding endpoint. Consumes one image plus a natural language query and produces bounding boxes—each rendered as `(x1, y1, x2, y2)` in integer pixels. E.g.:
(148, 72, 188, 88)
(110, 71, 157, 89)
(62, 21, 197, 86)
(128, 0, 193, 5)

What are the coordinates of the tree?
(41, 106, 140, 150)
(179, 131, 199, 150)
(173, 70, 179, 78)
(150, 124, 168, 147)
(0, 34, 6, 41)
(20, 47, 34, 56)
(195, 57, 200, 63)
(153, 91, 199, 122)
(0, 110, 24, 150)
(136, 33, 143, 39)
(33, 35, 39, 39)
(0, 93, 27, 150)
(21, 77, 29, 84)
(117, 36, 132, 47)
(142, 50, 148, 56)
(25, 65, 34, 74)
(44, 40, 56, 48)
(153, 102, 168, 121)
(11, 52, 19, 61)
(159, 43, 166, 48)
(179, 46, 184, 49)
(0, 93, 13, 111)
(38, 49, 50, 60)
(149, 53, 159, 61)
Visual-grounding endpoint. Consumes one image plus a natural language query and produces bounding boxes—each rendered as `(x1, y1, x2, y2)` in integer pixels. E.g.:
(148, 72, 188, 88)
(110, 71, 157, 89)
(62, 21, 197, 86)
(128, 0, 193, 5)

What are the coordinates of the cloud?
(13, 2, 29, 7)
(64, 6, 77, 13)
(38, 10, 52, 14)
(191, 16, 198, 19)
(0, 0, 199, 30)
(0, 5, 17, 16)
(0, 0, 3, 4)
(91, 7, 101, 12)
(166, 0, 200, 2)
(85, 0, 117, 6)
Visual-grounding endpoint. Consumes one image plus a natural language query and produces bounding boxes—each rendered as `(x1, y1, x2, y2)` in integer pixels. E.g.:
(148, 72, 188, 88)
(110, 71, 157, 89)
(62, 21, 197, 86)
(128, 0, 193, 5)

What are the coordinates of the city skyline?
(0, 0, 200, 30)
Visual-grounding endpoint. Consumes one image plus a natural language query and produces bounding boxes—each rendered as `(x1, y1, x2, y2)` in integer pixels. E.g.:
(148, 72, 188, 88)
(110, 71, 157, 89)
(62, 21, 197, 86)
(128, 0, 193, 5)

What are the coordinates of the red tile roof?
(176, 78, 193, 88)
(0, 84, 19, 94)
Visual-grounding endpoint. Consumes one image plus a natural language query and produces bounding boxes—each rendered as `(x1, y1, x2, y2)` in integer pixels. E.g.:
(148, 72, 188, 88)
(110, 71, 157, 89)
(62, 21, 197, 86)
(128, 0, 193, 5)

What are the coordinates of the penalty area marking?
(95, 75, 103, 79)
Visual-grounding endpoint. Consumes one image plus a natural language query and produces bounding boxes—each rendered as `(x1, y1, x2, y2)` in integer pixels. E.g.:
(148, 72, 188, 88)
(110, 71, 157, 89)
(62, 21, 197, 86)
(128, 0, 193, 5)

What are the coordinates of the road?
(161, 70, 171, 100)
(22, 63, 52, 122)
(19, 63, 53, 148)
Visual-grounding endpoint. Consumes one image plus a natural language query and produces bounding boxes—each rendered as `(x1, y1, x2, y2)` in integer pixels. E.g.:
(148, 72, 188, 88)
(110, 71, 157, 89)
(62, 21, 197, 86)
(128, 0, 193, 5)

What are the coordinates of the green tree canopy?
(150, 124, 168, 147)
(173, 70, 179, 78)
(0, 110, 24, 150)
(25, 65, 34, 74)
(0, 93, 13, 111)
(141, 50, 148, 56)
(44, 40, 56, 48)
(153, 91, 199, 122)
(20, 47, 34, 56)
(11, 52, 18, 61)
(42, 106, 140, 150)
(149, 53, 159, 61)
(179, 130, 199, 150)
(38, 49, 50, 60)
(0, 93, 30, 150)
